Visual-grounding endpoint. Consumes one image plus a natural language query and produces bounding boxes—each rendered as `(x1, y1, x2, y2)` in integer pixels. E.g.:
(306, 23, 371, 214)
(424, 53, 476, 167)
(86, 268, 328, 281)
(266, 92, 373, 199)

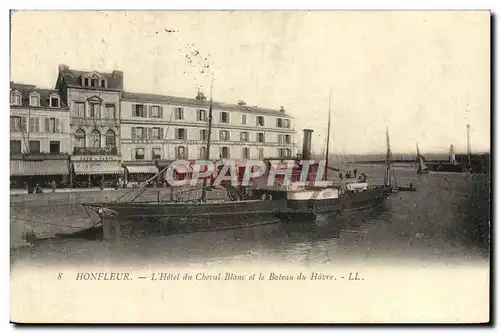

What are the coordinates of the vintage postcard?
(9, 10, 490, 323)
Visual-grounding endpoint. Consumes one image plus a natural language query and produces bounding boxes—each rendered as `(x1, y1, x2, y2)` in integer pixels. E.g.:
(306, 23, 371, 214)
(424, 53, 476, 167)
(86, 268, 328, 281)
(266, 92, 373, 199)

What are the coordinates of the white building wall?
(120, 99, 296, 161)
(67, 88, 121, 154)
(10, 107, 71, 154)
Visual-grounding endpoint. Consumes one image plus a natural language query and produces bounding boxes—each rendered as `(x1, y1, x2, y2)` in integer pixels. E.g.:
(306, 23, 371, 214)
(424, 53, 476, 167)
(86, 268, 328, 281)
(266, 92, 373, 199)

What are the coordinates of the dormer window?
(49, 94, 60, 108)
(10, 91, 22, 106)
(81, 74, 106, 88)
(29, 92, 40, 107)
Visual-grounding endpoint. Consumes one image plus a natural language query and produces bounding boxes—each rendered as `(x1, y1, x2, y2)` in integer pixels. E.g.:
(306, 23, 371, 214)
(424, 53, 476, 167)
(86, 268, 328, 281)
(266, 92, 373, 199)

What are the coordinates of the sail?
(416, 144, 428, 172)
(418, 155, 428, 171)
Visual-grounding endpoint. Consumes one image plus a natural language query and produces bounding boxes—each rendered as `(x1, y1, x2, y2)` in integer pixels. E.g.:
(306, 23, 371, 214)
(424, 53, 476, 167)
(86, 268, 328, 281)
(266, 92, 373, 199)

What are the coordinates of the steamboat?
(83, 90, 396, 240)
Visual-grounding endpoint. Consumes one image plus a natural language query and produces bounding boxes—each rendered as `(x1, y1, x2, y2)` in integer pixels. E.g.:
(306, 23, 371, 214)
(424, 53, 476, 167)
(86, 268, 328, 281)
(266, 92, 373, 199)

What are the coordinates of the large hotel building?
(10, 65, 297, 188)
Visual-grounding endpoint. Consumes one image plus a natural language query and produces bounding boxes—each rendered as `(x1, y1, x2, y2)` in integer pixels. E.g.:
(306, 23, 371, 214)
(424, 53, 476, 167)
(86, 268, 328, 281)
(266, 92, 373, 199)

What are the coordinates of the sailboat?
(81, 89, 396, 240)
(416, 144, 430, 174)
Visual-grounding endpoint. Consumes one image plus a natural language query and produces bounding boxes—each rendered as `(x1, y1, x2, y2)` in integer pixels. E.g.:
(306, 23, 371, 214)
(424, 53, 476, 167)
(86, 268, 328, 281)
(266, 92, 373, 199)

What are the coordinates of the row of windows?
(74, 129, 117, 149)
(10, 116, 62, 133)
(10, 91, 61, 108)
(131, 104, 291, 128)
(73, 102, 116, 119)
(132, 146, 292, 161)
(81, 76, 107, 88)
(130, 127, 292, 143)
(10, 140, 61, 154)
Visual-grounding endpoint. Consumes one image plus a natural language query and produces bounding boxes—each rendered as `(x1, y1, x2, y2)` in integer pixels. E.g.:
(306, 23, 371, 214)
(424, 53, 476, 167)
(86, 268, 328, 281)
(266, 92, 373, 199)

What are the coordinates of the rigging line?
(11, 217, 97, 230)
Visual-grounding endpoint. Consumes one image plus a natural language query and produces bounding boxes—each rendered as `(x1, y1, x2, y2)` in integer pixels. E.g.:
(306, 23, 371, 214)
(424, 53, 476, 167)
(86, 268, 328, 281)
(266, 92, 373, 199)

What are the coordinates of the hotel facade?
(10, 65, 297, 188)
(120, 92, 296, 183)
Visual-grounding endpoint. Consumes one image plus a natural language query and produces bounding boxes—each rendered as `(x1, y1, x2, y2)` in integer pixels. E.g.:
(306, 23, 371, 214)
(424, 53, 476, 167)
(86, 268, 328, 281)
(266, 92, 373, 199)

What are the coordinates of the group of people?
(25, 181, 57, 194)
(338, 168, 367, 182)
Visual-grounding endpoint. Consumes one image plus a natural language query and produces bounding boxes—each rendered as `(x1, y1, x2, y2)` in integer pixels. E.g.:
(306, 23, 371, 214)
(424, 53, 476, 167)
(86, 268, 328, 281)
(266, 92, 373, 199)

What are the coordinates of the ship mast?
(201, 75, 214, 202)
(324, 90, 332, 181)
(466, 124, 471, 167)
(384, 127, 392, 186)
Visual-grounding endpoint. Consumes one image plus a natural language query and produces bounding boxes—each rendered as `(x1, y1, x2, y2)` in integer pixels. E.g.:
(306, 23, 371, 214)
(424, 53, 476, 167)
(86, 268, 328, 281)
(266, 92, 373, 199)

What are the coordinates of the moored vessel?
(83, 90, 397, 240)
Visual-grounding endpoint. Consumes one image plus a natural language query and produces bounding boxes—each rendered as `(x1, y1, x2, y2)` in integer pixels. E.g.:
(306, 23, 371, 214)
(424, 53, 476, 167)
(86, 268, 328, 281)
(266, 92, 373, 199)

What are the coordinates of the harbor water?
(10, 165, 490, 268)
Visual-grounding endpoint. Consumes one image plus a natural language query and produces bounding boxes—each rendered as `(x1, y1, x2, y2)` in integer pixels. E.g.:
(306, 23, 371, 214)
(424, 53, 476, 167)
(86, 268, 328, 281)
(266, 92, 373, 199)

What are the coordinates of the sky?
(10, 11, 490, 154)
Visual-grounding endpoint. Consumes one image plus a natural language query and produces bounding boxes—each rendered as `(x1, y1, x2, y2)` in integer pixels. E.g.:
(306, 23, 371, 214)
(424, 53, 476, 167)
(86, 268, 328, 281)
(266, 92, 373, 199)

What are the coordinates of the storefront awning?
(125, 165, 158, 174)
(73, 161, 122, 175)
(10, 160, 69, 176)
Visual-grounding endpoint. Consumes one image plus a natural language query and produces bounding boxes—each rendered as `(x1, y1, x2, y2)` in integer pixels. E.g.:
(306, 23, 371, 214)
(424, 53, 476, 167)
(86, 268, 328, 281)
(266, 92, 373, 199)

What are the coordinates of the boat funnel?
(302, 129, 314, 160)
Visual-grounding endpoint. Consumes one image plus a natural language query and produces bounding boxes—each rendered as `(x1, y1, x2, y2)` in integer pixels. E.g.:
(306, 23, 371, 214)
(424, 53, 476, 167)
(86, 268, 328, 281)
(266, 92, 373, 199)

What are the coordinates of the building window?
(89, 103, 100, 118)
(241, 114, 247, 125)
(176, 146, 186, 159)
(197, 109, 207, 121)
(276, 118, 290, 128)
(89, 129, 101, 148)
(285, 134, 291, 144)
(220, 130, 229, 141)
(199, 146, 207, 159)
(29, 94, 40, 107)
(257, 116, 265, 126)
(100, 79, 106, 88)
(29, 141, 40, 154)
(258, 148, 264, 159)
(153, 148, 162, 160)
(91, 78, 99, 88)
(175, 108, 184, 120)
(10, 140, 21, 154)
(220, 146, 230, 159)
(74, 102, 85, 117)
(49, 141, 60, 154)
(105, 104, 116, 119)
(133, 127, 144, 139)
(135, 148, 145, 160)
(278, 134, 283, 144)
(243, 147, 250, 159)
(45, 118, 57, 133)
(50, 95, 60, 108)
(105, 129, 116, 148)
(151, 127, 161, 140)
(133, 104, 145, 117)
(29, 117, 40, 132)
(176, 128, 186, 140)
(10, 92, 21, 106)
(10, 116, 21, 132)
(74, 129, 86, 148)
(257, 133, 265, 143)
(151, 105, 161, 118)
(220, 111, 229, 123)
(240, 132, 249, 142)
(279, 148, 292, 158)
(200, 129, 207, 141)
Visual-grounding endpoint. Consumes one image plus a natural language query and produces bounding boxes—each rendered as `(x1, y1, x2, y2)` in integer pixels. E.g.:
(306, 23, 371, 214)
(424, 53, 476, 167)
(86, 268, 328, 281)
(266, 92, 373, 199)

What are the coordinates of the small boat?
(397, 185, 417, 192)
(416, 144, 430, 174)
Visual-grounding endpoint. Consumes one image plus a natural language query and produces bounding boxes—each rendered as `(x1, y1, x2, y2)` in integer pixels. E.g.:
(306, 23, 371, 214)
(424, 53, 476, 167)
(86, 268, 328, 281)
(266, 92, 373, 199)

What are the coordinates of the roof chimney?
(58, 64, 69, 72)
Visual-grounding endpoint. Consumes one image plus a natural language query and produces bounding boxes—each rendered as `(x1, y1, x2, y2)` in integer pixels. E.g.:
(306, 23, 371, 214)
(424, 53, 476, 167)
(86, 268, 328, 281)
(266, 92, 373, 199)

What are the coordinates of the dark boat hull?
(86, 186, 394, 239)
